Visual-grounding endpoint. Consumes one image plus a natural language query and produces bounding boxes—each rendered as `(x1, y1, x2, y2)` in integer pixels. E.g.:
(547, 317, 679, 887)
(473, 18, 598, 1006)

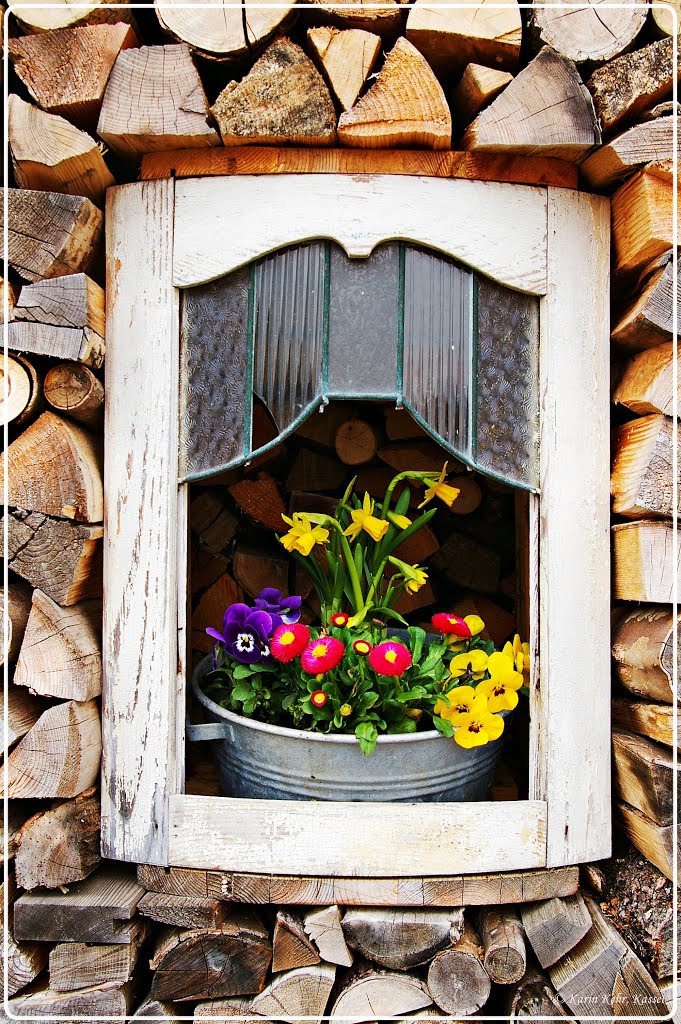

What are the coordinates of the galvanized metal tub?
(189, 657, 507, 802)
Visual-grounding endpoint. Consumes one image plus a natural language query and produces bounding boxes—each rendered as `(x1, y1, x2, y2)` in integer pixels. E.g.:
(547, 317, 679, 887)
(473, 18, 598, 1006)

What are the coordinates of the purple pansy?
(206, 603, 273, 665)
(253, 588, 302, 629)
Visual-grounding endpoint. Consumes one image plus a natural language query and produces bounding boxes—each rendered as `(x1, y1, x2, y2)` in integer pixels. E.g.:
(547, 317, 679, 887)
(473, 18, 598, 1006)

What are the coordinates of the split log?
(1, 686, 47, 755)
(14, 589, 101, 700)
(611, 414, 676, 518)
(0, 580, 32, 664)
(289, 492, 339, 518)
(8, 23, 138, 131)
(612, 605, 677, 703)
(252, 964, 335, 1023)
(155, 0, 295, 60)
(1, 870, 48, 997)
(228, 472, 287, 531)
(452, 64, 513, 130)
(6, 411, 103, 522)
(13, 788, 100, 890)
(2, 801, 45, 866)
(427, 923, 491, 1015)
(13, 865, 145, 943)
(612, 698, 675, 748)
(192, 551, 230, 599)
(9, 981, 134, 1017)
(342, 908, 464, 970)
(3, 698, 101, 799)
(378, 439, 457, 475)
(191, 491, 238, 555)
(384, 407, 427, 442)
(192, 574, 241, 654)
(612, 164, 675, 277)
(301, 907, 352, 967)
(338, 38, 451, 150)
(273, 911, 321, 972)
(529, 0, 647, 64)
(139, 891, 230, 931)
(431, 531, 501, 593)
(49, 925, 148, 991)
(286, 449, 348, 491)
(651, 0, 681, 36)
(10, 0, 133, 32)
(193, 997, 264, 1022)
(393, 524, 439, 564)
(612, 727, 673, 826)
(520, 894, 592, 968)
(478, 907, 526, 984)
(330, 964, 431, 1019)
(581, 863, 607, 895)
(150, 915, 272, 1001)
(614, 343, 675, 417)
(616, 802, 676, 880)
(44, 362, 104, 427)
(134, 995, 183, 1021)
(307, 27, 381, 112)
(612, 520, 678, 602)
(1, 276, 19, 314)
(138, 864, 213, 898)
(581, 116, 678, 190)
(393, 574, 438, 615)
(211, 39, 336, 147)
(447, 475, 483, 515)
(612, 262, 677, 351)
(3, 189, 103, 283)
(10, 272, 105, 369)
(1, 354, 42, 428)
(296, 402, 360, 449)
(98, 44, 219, 157)
(407, 0, 521, 76)
(8, 95, 115, 207)
(505, 965, 569, 1019)
(306, 0, 402, 36)
(334, 417, 381, 465)
(462, 46, 598, 160)
(548, 897, 668, 1016)
(587, 38, 678, 136)
(5, 509, 103, 606)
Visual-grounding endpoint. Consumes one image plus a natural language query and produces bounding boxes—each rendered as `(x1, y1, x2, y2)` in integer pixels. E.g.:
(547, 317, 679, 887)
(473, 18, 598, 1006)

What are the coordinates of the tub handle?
(185, 714, 235, 743)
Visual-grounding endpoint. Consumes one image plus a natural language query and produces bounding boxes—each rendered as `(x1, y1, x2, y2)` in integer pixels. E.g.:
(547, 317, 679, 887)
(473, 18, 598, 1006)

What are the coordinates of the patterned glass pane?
(476, 276, 540, 489)
(403, 247, 474, 457)
(179, 267, 249, 480)
(253, 243, 325, 435)
(328, 243, 399, 397)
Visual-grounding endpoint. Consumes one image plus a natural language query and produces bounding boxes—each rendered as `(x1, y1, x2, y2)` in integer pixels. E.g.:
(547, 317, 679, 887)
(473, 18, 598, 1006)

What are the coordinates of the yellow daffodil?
(389, 556, 428, 594)
(388, 512, 412, 530)
(454, 704, 505, 749)
(503, 634, 531, 675)
(465, 615, 485, 636)
(476, 650, 523, 712)
(279, 513, 329, 556)
(344, 493, 390, 543)
(418, 463, 461, 509)
(448, 649, 489, 681)
(434, 685, 478, 725)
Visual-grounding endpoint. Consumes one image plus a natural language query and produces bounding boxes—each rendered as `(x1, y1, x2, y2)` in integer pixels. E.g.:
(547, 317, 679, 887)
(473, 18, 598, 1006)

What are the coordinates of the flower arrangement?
(205, 466, 529, 756)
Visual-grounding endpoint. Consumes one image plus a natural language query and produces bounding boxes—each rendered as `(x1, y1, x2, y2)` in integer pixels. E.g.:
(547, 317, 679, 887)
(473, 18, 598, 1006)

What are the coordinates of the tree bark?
(478, 907, 526, 984)
(587, 38, 677, 136)
(612, 605, 677, 703)
(44, 362, 104, 427)
(14, 589, 101, 700)
(3, 188, 102, 283)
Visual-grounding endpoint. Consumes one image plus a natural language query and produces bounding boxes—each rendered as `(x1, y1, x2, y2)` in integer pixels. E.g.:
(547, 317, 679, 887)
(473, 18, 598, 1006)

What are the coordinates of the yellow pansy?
(448, 649, 489, 681)
(503, 634, 531, 675)
(418, 463, 461, 509)
(344, 493, 390, 543)
(434, 685, 478, 725)
(279, 513, 329, 556)
(454, 707, 505, 749)
(476, 650, 523, 712)
(465, 615, 485, 636)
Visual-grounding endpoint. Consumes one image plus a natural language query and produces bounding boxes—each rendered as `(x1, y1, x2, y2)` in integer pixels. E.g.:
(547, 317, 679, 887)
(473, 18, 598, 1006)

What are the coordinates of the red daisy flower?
(310, 690, 328, 708)
(431, 612, 472, 638)
(301, 636, 345, 674)
(331, 612, 349, 627)
(353, 638, 373, 656)
(270, 622, 310, 663)
(369, 641, 412, 677)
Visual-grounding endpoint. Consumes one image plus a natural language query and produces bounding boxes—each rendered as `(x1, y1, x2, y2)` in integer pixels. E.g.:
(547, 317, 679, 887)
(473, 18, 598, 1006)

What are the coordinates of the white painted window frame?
(102, 175, 611, 874)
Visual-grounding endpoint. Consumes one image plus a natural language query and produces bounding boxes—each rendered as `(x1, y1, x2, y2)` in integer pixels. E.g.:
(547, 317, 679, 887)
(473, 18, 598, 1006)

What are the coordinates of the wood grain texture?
(155, 0, 295, 59)
(581, 116, 678, 190)
(611, 414, 676, 518)
(13, 789, 100, 890)
(307, 26, 380, 111)
(173, 175, 548, 292)
(452, 63, 513, 130)
(612, 727, 673, 825)
(612, 259, 677, 351)
(587, 37, 678, 136)
(49, 927, 147, 991)
(520, 893, 592, 968)
(10, 272, 105, 368)
(407, 0, 521, 75)
(4, 509, 102, 606)
(303, 905, 352, 967)
(612, 698, 676, 749)
(613, 520, 679, 602)
(10, 0, 132, 32)
(612, 164, 676, 276)
(612, 605, 677, 703)
(614, 342, 676, 415)
(341, 908, 463, 969)
(102, 180, 179, 865)
(530, 0, 648, 64)
(3, 188, 103, 283)
(615, 801, 677, 881)
(44, 362, 105, 426)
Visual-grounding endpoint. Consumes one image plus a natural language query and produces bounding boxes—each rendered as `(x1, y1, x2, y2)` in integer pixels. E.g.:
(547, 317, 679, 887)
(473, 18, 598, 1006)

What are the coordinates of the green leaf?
(232, 664, 253, 679)
(408, 626, 426, 663)
(433, 716, 455, 737)
(371, 606, 409, 625)
(388, 717, 417, 735)
(395, 686, 428, 703)
(355, 721, 378, 757)
(231, 682, 253, 702)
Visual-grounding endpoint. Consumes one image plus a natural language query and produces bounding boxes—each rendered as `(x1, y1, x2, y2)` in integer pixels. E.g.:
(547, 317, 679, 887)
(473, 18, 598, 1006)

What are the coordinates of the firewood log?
(49, 922, 149, 991)
(384, 407, 427, 442)
(252, 964, 336, 1023)
(581, 116, 678, 190)
(477, 907, 526, 984)
(14, 590, 101, 700)
(296, 403, 360, 449)
(612, 606, 677, 703)
(191, 491, 238, 555)
(289, 492, 339, 518)
(211, 39, 336, 147)
(5, 509, 103, 606)
(586, 38, 677, 137)
(44, 362, 104, 427)
(302, 905, 352, 967)
(505, 965, 571, 1019)
(8, 95, 115, 207)
(612, 262, 677, 350)
(338, 38, 451, 150)
(1, 686, 47, 755)
(3, 189, 103, 283)
(342, 908, 464, 970)
(614, 343, 675, 417)
(426, 923, 491, 1015)
(1, 871, 48, 997)
(307, 27, 381, 112)
(407, 0, 521, 77)
(1, 354, 42, 428)
(10, 981, 135, 1017)
(193, 996, 264, 1022)
(273, 911, 321, 972)
(529, 0, 647, 64)
(3, 698, 101, 799)
(393, 524, 439, 564)
(612, 697, 676, 749)
(192, 574, 241, 654)
(134, 995, 183, 1021)
(8, 23, 138, 132)
(334, 416, 381, 465)
(612, 164, 675, 277)
(611, 414, 676, 518)
(330, 963, 431, 1019)
(393, 575, 438, 615)
(156, 0, 295, 60)
(10, 0, 133, 32)
(10, 273, 105, 368)
(287, 449, 348, 491)
(228, 472, 287, 531)
(431, 531, 501, 593)
(150, 916, 272, 1001)
(616, 802, 676, 881)
(378, 440, 460, 475)
(448, 475, 482, 515)
(98, 44, 219, 157)
(138, 864, 214, 898)
(651, 0, 681, 36)
(13, 789, 100, 890)
(7, 411, 103, 523)
(139, 891, 230, 931)
(0, 580, 32, 664)
(462, 47, 598, 160)
(13, 864, 144, 943)
(192, 551, 230, 600)
(452, 64, 513, 131)
(612, 520, 678, 602)
(306, 0, 401, 36)
(548, 896, 668, 1016)
(1, 276, 19, 314)
(612, 727, 673, 826)
(520, 894, 592, 969)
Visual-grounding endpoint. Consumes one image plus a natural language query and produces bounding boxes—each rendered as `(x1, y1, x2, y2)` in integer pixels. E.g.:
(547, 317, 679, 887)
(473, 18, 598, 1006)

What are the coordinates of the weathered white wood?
(173, 176, 548, 294)
(102, 180, 179, 865)
(168, 795, 547, 875)
(533, 189, 611, 866)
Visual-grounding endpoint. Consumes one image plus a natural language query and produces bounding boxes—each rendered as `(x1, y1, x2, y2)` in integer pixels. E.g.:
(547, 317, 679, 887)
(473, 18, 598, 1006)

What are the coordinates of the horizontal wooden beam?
(141, 146, 578, 190)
